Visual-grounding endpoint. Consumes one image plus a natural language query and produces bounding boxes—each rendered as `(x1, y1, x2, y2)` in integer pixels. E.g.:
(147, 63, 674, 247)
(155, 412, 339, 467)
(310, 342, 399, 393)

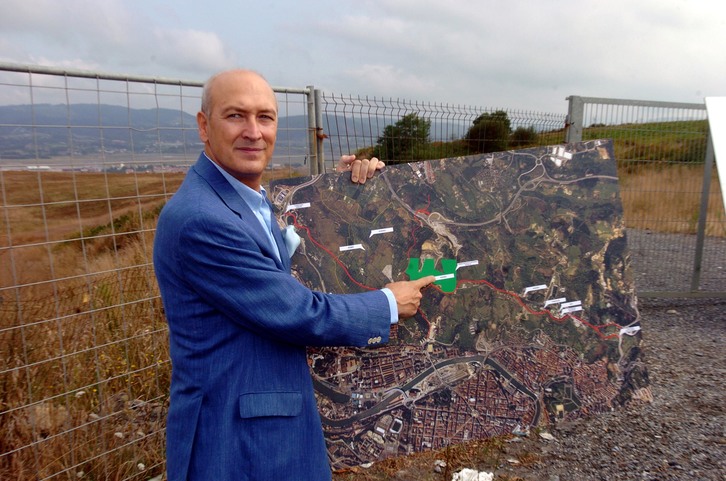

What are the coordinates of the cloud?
(0, 0, 724, 113)
(148, 28, 238, 76)
(307, 0, 726, 112)
(0, 0, 133, 48)
(340, 64, 437, 99)
(0, 0, 234, 79)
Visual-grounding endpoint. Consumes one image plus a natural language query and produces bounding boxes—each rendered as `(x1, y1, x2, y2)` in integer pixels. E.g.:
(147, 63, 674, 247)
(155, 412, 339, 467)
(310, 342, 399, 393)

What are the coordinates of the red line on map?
(284, 211, 375, 292)
(416, 194, 432, 216)
(405, 195, 432, 258)
(432, 278, 621, 340)
(284, 211, 621, 341)
(406, 221, 423, 259)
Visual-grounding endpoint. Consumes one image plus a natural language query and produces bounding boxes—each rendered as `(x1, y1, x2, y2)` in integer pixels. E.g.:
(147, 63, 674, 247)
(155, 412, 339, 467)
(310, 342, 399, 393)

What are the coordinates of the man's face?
(197, 71, 278, 190)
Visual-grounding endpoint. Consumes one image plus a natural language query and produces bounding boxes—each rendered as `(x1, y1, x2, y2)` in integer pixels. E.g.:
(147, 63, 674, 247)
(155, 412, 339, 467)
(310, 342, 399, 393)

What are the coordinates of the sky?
(0, 0, 724, 114)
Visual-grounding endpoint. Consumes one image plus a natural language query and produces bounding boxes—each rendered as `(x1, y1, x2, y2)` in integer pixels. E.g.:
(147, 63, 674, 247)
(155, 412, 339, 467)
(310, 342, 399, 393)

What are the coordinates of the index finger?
(350, 159, 362, 182)
(413, 275, 436, 288)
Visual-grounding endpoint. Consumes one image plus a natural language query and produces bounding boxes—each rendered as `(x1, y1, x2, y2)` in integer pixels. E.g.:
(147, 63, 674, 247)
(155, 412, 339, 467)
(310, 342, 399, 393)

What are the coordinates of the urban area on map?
(270, 140, 650, 469)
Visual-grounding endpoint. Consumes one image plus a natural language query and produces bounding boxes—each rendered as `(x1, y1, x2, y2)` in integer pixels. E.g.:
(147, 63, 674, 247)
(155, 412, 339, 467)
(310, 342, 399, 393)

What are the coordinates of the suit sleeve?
(166, 208, 391, 347)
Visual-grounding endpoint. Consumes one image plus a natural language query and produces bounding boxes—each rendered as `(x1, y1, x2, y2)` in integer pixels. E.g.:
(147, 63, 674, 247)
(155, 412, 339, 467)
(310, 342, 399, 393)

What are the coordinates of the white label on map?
(561, 305, 584, 314)
(286, 202, 311, 212)
(456, 260, 479, 270)
(369, 227, 394, 237)
(544, 297, 567, 307)
(620, 326, 641, 336)
(434, 273, 456, 281)
(561, 300, 582, 308)
(523, 284, 548, 294)
(339, 244, 365, 252)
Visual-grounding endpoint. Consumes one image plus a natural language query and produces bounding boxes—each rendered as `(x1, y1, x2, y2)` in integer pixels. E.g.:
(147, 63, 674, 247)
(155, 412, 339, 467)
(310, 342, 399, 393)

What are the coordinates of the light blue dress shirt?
(203, 154, 398, 323)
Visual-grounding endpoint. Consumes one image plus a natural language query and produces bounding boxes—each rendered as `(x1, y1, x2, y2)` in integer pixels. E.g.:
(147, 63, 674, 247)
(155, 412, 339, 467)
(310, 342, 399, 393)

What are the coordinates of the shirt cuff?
(380, 288, 399, 324)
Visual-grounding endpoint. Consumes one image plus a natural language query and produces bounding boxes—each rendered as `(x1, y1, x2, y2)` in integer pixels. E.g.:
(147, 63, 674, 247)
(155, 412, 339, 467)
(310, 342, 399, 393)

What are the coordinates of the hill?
(0, 103, 204, 159)
(0, 104, 320, 160)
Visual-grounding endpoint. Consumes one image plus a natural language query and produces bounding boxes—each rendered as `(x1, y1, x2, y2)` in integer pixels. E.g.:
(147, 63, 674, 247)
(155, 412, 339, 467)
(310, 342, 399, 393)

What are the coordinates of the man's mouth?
(236, 146, 264, 153)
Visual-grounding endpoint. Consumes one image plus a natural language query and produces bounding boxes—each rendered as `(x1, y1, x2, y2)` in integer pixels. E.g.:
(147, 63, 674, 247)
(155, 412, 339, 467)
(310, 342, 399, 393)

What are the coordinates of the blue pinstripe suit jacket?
(153, 153, 391, 481)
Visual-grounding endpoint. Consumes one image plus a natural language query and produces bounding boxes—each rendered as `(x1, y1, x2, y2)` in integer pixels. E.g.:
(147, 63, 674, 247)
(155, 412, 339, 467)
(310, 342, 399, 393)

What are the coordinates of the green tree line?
(370, 110, 541, 164)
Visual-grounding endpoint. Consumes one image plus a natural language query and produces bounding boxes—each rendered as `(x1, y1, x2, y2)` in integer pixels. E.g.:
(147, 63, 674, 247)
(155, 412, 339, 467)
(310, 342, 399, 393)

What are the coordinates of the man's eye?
(228, 113, 242, 119)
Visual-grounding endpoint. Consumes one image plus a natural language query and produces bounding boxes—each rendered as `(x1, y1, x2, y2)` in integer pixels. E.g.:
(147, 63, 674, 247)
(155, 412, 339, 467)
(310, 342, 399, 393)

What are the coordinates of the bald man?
(153, 69, 434, 481)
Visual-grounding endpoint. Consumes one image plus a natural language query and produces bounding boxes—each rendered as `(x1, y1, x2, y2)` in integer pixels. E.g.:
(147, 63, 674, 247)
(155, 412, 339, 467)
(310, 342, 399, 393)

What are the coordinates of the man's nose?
(241, 119, 262, 140)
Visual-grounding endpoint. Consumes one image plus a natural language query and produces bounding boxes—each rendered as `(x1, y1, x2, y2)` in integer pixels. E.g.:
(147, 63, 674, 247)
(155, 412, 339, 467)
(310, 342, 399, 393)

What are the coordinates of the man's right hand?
(336, 154, 385, 184)
(385, 276, 436, 319)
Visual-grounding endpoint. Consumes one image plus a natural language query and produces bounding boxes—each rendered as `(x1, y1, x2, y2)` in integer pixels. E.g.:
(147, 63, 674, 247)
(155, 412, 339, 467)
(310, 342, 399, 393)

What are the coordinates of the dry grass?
(0, 167, 300, 480)
(0, 160, 722, 479)
(0, 170, 178, 479)
(619, 163, 725, 236)
(1, 225, 170, 479)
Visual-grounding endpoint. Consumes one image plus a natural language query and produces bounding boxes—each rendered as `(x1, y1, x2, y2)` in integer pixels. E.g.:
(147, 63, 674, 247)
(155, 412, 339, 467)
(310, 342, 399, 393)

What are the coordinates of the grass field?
(0, 131, 723, 479)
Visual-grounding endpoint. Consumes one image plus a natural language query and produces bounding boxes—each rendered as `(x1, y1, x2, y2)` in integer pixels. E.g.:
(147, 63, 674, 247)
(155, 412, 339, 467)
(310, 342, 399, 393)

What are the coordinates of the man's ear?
(197, 111, 209, 143)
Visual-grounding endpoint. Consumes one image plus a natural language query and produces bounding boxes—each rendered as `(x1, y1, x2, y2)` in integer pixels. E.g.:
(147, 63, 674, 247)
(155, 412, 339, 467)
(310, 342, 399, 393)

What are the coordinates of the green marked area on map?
(406, 257, 458, 292)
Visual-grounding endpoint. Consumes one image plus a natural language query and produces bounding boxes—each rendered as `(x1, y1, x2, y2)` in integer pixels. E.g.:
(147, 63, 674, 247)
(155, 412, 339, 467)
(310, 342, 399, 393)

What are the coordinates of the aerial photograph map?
(270, 139, 651, 469)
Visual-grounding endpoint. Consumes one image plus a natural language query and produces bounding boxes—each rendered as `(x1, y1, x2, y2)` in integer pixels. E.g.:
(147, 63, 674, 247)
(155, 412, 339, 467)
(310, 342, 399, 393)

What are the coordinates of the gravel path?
(496, 298, 726, 481)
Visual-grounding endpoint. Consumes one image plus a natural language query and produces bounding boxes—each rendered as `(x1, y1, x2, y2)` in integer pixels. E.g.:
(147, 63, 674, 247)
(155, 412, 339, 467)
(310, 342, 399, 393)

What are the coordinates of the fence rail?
(0, 64, 724, 481)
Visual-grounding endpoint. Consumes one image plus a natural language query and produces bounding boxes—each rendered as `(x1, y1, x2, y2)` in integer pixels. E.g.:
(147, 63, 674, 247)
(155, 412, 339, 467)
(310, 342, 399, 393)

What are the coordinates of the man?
(153, 69, 434, 481)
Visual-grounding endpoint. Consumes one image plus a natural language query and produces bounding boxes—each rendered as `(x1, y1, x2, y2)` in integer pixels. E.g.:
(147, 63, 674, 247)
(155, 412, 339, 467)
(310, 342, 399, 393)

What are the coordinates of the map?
(270, 140, 650, 469)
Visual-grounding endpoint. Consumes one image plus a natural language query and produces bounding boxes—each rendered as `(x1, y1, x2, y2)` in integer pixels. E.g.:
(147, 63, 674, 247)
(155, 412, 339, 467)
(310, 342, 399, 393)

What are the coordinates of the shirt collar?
(202, 152, 268, 209)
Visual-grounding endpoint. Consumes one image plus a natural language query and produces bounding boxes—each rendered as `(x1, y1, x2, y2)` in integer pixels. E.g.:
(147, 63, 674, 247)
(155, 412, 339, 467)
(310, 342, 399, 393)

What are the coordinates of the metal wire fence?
(0, 64, 313, 481)
(0, 64, 723, 480)
(318, 92, 566, 167)
(566, 96, 725, 297)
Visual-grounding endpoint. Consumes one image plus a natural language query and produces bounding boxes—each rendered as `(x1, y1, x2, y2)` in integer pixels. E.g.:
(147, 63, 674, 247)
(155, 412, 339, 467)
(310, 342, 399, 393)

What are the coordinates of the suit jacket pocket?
(238, 391, 302, 418)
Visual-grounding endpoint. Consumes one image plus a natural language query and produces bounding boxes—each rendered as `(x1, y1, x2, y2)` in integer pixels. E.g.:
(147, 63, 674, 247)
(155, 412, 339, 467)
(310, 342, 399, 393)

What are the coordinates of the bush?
(372, 113, 431, 163)
(465, 110, 511, 154)
(510, 125, 539, 148)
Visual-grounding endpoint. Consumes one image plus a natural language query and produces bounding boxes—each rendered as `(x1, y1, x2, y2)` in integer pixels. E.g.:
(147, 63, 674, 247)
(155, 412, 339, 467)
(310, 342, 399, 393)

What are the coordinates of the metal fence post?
(314, 88, 325, 174)
(306, 85, 318, 176)
(690, 134, 715, 291)
(565, 95, 584, 143)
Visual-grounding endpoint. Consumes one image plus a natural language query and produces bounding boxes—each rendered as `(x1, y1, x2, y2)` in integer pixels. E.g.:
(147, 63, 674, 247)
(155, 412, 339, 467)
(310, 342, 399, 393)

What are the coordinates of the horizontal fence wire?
(0, 64, 723, 481)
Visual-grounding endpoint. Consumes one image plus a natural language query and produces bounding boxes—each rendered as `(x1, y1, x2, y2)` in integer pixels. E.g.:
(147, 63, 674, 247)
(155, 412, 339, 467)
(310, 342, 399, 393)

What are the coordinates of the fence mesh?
(569, 98, 724, 296)
(319, 92, 567, 169)
(0, 66, 311, 480)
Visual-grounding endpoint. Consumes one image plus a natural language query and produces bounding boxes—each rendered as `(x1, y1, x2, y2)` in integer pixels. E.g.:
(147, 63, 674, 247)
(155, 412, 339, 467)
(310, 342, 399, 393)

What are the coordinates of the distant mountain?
(0, 104, 343, 162)
(0, 103, 203, 159)
(0, 103, 475, 162)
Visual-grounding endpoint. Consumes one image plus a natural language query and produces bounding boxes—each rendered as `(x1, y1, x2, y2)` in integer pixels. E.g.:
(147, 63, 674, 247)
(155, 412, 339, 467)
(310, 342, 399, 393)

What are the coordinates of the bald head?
(196, 69, 279, 191)
(201, 69, 277, 117)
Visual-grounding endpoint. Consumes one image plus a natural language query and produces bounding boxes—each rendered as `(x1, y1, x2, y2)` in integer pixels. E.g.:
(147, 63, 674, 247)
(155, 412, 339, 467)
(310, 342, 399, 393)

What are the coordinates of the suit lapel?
(268, 198, 291, 273)
(192, 154, 288, 271)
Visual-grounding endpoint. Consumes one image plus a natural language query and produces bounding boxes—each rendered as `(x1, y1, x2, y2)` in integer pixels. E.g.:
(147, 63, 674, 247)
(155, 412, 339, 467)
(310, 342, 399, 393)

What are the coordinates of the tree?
(465, 110, 511, 154)
(510, 125, 539, 148)
(373, 113, 431, 163)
